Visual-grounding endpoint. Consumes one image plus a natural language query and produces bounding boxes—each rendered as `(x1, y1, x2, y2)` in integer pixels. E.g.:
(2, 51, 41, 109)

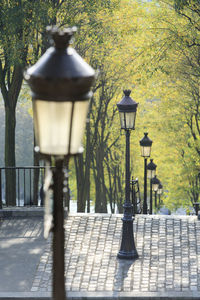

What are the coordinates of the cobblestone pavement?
(31, 213, 200, 296)
(0, 216, 46, 293)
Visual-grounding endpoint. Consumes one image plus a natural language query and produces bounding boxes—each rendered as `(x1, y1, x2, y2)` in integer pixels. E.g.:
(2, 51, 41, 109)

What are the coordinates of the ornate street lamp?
(157, 182, 163, 205)
(139, 133, 152, 214)
(157, 183, 163, 194)
(147, 159, 157, 214)
(117, 89, 138, 260)
(24, 26, 95, 300)
(152, 175, 160, 192)
(152, 175, 160, 209)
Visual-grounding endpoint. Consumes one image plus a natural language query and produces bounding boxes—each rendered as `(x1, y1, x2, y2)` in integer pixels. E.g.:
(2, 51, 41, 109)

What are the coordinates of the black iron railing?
(0, 166, 143, 214)
(0, 166, 47, 207)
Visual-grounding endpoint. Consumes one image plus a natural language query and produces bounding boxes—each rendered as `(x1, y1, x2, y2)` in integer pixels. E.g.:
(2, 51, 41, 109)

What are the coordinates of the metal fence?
(0, 166, 46, 207)
(0, 166, 143, 214)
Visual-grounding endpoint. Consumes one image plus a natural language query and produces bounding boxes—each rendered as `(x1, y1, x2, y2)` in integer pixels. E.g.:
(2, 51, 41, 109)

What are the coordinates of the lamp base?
(117, 249, 138, 260)
(117, 215, 139, 260)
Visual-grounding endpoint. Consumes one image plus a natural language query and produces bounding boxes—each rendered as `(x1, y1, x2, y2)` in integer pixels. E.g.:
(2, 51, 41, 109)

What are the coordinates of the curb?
(0, 208, 44, 218)
(0, 291, 200, 299)
(0, 208, 68, 218)
(0, 210, 198, 220)
(0, 292, 50, 300)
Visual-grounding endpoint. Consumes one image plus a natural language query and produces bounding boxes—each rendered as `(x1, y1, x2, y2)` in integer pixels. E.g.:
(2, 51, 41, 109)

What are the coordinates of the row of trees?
(1, 0, 200, 212)
(135, 0, 200, 210)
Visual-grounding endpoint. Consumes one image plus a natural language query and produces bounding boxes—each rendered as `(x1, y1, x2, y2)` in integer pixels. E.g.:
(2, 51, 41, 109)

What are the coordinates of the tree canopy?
(1, 0, 200, 213)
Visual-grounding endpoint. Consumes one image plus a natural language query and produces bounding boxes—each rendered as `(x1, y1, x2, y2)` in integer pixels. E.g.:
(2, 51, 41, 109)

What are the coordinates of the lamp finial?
(123, 89, 131, 97)
(46, 26, 77, 49)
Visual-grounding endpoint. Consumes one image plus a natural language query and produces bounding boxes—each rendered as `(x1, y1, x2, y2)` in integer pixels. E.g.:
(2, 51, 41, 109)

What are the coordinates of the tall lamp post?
(147, 159, 157, 214)
(117, 89, 139, 260)
(24, 26, 95, 300)
(152, 175, 160, 211)
(139, 133, 152, 214)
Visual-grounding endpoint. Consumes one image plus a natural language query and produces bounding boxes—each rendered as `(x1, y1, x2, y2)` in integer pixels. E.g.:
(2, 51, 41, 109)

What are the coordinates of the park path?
(0, 211, 200, 299)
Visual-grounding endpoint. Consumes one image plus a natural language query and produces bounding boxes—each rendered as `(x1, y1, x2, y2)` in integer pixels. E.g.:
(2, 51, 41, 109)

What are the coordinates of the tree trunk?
(117, 164, 123, 213)
(75, 154, 86, 212)
(75, 118, 91, 213)
(85, 119, 91, 213)
(94, 146, 107, 213)
(5, 106, 16, 206)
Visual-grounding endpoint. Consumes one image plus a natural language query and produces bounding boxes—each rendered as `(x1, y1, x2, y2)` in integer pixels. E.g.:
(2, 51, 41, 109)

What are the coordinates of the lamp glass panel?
(33, 100, 72, 155)
(141, 146, 151, 157)
(157, 188, 163, 195)
(70, 100, 89, 154)
(147, 169, 156, 179)
(152, 183, 159, 192)
(119, 112, 136, 129)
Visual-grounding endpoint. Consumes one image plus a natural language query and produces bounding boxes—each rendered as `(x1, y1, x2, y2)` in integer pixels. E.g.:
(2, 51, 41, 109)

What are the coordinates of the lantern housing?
(24, 26, 95, 156)
(157, 183, 163, 195)
(139, 133, 152, 157)
(152, 175, 160, 192)
(147, 159, 157, 179)
(117, 90, 138, 130)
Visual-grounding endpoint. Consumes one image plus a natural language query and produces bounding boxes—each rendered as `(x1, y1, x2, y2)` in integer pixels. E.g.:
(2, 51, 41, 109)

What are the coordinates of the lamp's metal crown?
(46, 26, 77, 49)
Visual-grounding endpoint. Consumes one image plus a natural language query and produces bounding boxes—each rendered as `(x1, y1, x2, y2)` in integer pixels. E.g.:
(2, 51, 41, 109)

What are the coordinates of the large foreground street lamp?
(24, 26, 95, 300)
(139, 133, 152, 214)
(147, 159, 157, 214)
(117, 90, 139, 260)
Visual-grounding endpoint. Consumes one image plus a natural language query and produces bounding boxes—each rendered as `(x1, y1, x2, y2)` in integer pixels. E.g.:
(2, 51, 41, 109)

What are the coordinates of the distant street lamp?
(147, 159, 157, 214)
(24, 26, 95, 300)
(154, 190, 158, 209)
(152, 175, 160, 192)
(158, 183, 163, 194)
(139, 133, 152, 214)
(152, 175, 160, 210)
(157, 182, 163, 205)
(117, 89, 139, 260)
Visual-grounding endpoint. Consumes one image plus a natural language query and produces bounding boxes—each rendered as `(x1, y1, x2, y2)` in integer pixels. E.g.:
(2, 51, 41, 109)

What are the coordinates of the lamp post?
(116, 89, 139, 260)
(152, 175, 160, 211)
(147, 159, 157, 214)
(139, 133, 152, 214)
(24, 26, 95, 300)
(154, 190, 158, 208)
(157, 182, 163, 205)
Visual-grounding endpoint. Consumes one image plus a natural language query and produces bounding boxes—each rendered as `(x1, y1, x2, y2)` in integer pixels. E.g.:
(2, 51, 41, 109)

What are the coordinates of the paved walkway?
(0, 211, 200, 299)
(0, 214, 46, 293)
